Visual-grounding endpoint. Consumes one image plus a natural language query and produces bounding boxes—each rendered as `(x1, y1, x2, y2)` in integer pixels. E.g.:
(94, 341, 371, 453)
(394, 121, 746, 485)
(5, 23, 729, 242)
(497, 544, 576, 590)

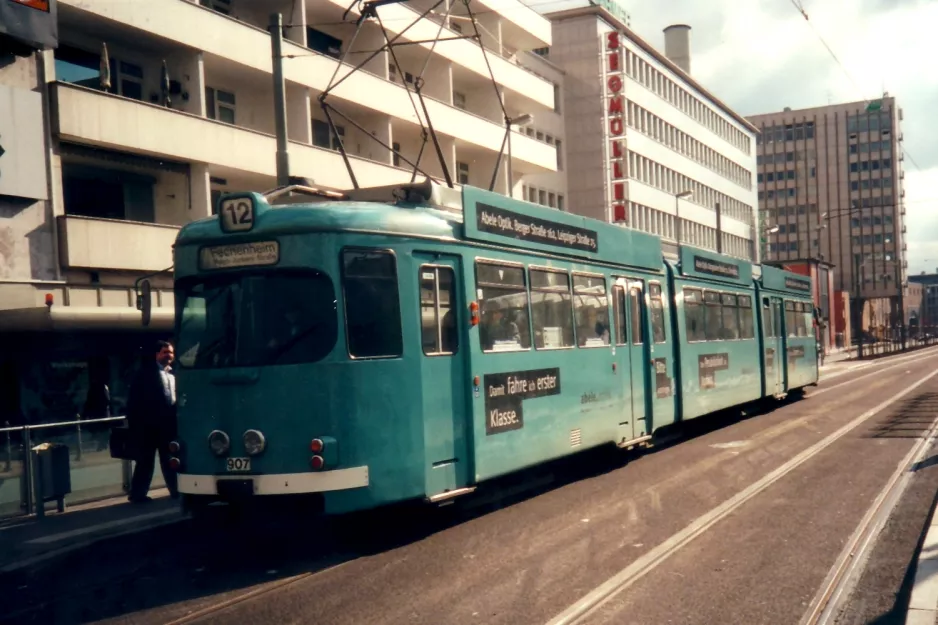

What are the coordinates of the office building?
(532, 5, 759, 261)
(748, 97, 909, 329)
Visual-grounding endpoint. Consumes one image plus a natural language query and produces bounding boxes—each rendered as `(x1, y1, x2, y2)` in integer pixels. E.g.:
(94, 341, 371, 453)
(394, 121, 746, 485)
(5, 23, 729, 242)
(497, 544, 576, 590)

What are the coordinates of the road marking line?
(545, 368, 938, 625)
(25, 509, 179, 545)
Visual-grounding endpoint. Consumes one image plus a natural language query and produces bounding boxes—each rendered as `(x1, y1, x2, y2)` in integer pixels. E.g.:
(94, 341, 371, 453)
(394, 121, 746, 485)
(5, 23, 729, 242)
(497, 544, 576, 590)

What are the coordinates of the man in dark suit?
(127, 340, 179, 503)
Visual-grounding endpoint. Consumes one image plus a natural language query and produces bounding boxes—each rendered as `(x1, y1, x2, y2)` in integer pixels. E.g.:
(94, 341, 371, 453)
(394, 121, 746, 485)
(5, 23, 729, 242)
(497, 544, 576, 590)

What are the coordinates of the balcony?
(314, 0, 554, 109)
(51, 82, 416, 188)
(57, 215, 178, 272)
(56, 0, 556, 170)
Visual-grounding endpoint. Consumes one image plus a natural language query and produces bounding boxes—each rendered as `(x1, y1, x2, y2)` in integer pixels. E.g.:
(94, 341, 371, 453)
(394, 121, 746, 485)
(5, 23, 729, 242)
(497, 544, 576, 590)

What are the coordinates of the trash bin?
(32, 442, 71, 517)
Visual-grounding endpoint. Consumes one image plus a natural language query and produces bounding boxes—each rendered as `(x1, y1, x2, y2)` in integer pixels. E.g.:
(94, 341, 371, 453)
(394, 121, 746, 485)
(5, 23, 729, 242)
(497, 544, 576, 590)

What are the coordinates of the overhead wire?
(786, 0, 923, 172)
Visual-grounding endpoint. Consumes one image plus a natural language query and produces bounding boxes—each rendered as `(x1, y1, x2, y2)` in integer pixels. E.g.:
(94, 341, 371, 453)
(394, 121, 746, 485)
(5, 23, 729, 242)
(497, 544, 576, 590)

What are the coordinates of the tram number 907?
(226, 457, 251, 472)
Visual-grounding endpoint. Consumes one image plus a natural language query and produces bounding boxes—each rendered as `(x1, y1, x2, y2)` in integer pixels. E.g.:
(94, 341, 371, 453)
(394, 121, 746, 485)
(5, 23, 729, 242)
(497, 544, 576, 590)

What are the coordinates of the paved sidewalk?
(0, 488, 185, 575)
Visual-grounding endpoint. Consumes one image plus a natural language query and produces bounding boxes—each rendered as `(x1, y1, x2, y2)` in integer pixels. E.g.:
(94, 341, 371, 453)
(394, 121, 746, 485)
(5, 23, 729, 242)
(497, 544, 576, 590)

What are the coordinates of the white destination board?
(199, 241, 280, 270)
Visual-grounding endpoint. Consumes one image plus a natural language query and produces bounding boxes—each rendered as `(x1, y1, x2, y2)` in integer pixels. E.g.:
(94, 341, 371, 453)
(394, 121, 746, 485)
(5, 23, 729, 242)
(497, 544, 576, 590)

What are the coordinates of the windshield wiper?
(268, 322, 323, 363)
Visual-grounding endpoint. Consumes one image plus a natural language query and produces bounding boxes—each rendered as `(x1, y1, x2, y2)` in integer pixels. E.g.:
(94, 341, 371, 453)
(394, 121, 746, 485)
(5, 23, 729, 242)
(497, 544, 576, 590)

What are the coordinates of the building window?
(457, 161, 469, 185)
(392, 142, 401, 167)
(206, 87, 236, 124)
(307, 27, 342, 58)
(313, 119, 345, 151)
(553, 83, 561, 112)
(556, 139, 563, 171)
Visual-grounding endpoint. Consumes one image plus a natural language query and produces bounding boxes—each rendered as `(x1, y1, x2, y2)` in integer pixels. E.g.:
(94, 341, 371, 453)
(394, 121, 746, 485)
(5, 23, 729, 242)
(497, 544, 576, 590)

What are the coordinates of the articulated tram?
(162, 180, 817, 516)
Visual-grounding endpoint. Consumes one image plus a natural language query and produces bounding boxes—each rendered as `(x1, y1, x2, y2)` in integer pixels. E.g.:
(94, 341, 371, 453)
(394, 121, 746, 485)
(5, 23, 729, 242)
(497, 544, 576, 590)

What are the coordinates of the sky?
(537, 0, 938, 275)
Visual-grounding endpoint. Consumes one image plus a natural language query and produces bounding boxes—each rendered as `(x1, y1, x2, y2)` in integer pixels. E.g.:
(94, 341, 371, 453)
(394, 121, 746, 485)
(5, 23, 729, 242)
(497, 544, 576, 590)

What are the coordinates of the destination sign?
(693, 255, 740, 280)
(476, 203, 598, 253)
(785, 276, 812, 292)
(199, 241, 280, 270)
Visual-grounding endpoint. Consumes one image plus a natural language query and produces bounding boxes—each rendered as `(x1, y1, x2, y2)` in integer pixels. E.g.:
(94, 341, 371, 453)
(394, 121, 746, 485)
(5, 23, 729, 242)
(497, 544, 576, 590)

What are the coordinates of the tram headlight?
(243, 429, 266, 456)
(208, 430, 230, 456)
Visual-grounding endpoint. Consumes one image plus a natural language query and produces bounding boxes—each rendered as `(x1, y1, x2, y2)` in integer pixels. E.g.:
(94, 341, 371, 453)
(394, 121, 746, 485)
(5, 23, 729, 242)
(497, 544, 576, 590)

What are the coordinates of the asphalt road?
(4, 349, 938, 625)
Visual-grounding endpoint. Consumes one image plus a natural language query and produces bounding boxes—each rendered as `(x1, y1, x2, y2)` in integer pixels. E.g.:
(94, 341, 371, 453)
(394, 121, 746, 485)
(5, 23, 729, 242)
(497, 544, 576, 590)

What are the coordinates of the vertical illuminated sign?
(605, 31, 626, 225)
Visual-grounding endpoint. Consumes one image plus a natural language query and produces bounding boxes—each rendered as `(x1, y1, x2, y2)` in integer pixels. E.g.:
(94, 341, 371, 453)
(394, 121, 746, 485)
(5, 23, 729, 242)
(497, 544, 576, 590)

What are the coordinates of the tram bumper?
(177, 466, 370, 497)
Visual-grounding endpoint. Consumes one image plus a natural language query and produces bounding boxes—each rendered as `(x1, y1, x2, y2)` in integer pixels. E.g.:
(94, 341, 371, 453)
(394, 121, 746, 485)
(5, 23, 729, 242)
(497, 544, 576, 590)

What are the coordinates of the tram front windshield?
(175, 271, 338, 369)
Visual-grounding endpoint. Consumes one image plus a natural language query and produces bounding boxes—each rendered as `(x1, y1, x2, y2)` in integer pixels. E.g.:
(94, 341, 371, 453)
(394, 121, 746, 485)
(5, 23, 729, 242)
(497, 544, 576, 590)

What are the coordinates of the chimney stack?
(663, 24, 692, 74)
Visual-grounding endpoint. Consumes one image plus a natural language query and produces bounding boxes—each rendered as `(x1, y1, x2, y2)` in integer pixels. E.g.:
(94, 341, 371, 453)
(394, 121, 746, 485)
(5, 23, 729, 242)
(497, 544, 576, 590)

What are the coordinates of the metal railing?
(855, 325, 938, 359)
(0, 415, 140, 518)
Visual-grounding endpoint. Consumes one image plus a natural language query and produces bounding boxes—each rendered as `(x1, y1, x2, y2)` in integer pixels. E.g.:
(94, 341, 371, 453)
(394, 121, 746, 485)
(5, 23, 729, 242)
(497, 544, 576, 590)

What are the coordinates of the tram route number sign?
(220, 196, 256, 233)
(699, 353, 729, 390)
(476, 202, 599, 253)
(484, 367, 561, 435)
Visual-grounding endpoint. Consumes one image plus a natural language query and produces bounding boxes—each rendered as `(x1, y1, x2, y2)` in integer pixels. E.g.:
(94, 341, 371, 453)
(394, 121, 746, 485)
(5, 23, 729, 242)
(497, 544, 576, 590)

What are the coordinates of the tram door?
(763, 296, 785, 396)
(612, 278, 649, 444)
(416, 255, 470, 496)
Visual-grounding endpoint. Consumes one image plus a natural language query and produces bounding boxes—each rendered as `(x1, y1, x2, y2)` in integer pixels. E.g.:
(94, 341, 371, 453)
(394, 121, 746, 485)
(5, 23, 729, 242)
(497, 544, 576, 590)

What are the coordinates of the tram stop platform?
(0, 488, 182, 576)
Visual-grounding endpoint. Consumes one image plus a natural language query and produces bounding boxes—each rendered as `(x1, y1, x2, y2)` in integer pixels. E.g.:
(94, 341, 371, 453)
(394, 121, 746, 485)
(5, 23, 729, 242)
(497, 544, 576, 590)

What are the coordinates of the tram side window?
(762, 298, 775, 338)
(530, 269, 574, 349)
(721, 293, 740, 340)
(785, 301, 797, 337)
(419, 266, 458, 355)
(476, 262, 531, 352)
(704, 290, 722, 341)
(342, 250, 403, 358)
(613, 285, 628, 346)
(649, 283, 667, 343)
(799, 302, 813, 337)
(739, 295, 755, 339)
(573, 274, 610, 347)
(684, 287, 706, 342)
(629, 286, 643, 345)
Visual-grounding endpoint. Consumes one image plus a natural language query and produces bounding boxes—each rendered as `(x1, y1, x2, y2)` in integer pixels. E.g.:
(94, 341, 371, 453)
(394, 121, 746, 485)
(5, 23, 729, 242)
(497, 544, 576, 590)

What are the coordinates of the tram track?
(809, 346, 938, 397)
(6, 349, 938, 625)
(153, 352, 932, 625)
(800, 412, 938, 625)
(142, 351, 938, 625)
(544, 365, 938, 625)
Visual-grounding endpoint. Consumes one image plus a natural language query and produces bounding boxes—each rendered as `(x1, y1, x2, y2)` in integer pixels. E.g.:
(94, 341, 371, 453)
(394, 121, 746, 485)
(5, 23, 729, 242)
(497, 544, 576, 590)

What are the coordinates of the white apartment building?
(513, 49, 567, 212)
(537, 6, 759, 261)
(0, 0, 557, 426)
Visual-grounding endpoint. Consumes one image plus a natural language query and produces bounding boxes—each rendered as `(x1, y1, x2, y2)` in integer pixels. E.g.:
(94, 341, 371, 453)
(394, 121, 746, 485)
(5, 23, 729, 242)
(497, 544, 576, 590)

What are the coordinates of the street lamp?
(675, 190, 693, 247)
(507, 113, 534, 198)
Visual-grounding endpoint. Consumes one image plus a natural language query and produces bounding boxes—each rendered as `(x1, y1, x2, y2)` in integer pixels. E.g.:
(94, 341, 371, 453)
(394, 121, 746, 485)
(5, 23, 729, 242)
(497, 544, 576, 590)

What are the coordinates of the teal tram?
(167, 180, 818, 515)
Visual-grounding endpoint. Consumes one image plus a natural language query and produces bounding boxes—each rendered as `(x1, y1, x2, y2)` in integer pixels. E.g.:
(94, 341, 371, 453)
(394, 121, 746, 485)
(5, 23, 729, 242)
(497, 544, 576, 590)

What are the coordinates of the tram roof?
(757, 264, 814, 296)
(176, 180, 665, 272)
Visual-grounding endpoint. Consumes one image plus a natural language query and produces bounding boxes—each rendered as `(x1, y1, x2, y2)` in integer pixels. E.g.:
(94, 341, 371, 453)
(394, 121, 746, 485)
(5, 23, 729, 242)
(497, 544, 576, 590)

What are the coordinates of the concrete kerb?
(907, 489, 938, 625)
(0, 493, 187, 576)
